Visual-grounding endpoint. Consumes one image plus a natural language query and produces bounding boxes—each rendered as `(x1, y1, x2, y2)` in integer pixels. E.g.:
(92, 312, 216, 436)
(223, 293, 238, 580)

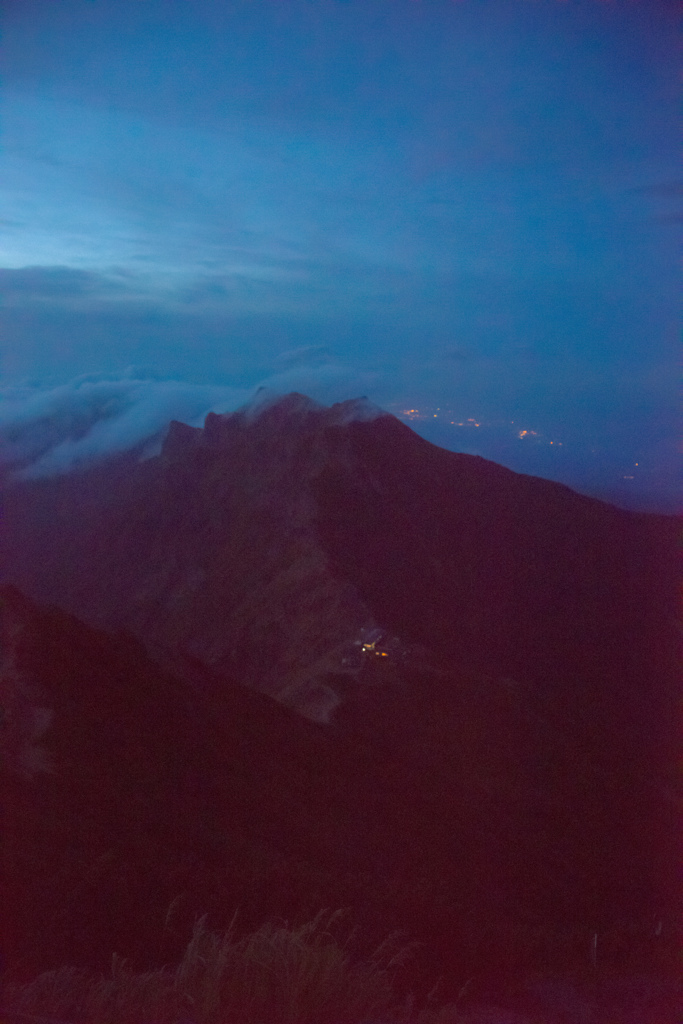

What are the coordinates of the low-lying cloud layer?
(0, 377, 242, 477)
(0, 365, 379, 479)
(1, 361, 678, 514)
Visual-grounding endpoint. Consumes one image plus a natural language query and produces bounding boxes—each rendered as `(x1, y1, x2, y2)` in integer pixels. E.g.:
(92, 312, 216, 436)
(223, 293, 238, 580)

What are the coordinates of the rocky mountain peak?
(161, 390, 390, 466)
(1, 392, 679, 727)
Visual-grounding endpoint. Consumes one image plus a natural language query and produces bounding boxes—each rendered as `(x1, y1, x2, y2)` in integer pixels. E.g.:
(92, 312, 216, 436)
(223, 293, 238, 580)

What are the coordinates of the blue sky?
(1, 0, 680, 509)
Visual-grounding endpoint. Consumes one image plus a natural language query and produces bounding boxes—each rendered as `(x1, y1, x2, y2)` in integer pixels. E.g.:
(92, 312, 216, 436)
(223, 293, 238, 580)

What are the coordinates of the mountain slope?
(0, 394, 680, 986)
(1, 393, 678, 721)
(2, 395, 393, 720)
(0, 585, 419, 981)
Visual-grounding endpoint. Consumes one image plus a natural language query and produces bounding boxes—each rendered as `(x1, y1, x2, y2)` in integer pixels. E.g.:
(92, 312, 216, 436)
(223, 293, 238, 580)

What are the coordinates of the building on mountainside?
(339, 626, 407, 669)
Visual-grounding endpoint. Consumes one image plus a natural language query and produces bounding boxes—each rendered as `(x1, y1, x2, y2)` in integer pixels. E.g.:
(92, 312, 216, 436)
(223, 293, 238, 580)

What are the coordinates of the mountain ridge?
(1, 392, 678, 721)
(0, 392, 680, 991)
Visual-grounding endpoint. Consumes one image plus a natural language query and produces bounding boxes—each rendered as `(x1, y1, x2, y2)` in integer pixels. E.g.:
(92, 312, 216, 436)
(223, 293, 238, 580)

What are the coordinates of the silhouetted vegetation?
(3, 910, 419, 1024)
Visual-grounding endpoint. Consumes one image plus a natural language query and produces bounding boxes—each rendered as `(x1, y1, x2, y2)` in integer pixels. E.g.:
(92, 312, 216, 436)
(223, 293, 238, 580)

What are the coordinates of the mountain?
(2, 393, 393, 721)
(1, 393, 680, 992)
(1, 392, 678, 717)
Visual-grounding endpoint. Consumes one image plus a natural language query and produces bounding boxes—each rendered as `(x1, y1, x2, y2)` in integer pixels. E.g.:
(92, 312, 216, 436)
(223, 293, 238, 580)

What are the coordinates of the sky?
(0, 0, 680, 510)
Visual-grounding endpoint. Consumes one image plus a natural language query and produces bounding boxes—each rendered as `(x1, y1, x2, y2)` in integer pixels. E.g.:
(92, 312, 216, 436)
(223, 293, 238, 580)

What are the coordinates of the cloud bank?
(0, 364, 379, 480)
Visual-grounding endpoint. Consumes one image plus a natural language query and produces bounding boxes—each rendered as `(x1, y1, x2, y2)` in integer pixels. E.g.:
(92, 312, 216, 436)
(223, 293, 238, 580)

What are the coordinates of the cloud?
(0, 376, 249, 478)
(0, 256, 397, 323)
(630, 180, 683, 198)
(0, 362, 379, 479)
(0, 266, 113, 299)
(439, 347, 477, 364)
(274, 345, 331, 367)
(0, 265, 149, 307)
(256, 363, 379, 405)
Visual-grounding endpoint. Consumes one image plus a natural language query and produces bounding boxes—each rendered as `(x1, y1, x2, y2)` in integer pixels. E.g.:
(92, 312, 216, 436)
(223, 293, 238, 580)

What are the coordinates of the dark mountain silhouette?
(0, 393, 680, 996)
(1, 584, 438, 984)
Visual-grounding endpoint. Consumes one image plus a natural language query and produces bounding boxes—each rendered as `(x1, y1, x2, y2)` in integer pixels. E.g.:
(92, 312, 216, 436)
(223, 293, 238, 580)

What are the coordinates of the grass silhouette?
(4, 909, 682, 1023)
(2, 909, 423, 1024)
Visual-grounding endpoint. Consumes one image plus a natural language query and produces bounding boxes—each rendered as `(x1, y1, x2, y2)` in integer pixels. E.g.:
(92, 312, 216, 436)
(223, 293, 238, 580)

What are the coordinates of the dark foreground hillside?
(1, 586, 388, 979)
(1, 586, 680, 1005)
